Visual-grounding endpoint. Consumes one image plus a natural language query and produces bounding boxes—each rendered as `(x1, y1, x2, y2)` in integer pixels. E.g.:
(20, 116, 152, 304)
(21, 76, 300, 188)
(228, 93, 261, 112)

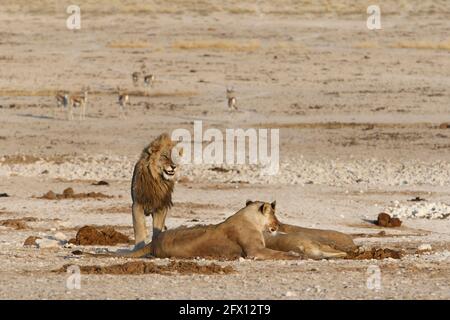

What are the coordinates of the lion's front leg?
(132, 202, 148, 249)
(152, 207, 168, 240)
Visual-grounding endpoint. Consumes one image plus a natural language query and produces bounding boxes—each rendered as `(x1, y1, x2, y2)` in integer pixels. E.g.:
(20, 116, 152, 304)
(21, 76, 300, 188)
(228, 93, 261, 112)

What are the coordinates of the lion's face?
(246, 200, 279, 233)
(160, 149, 178, 181)
(147, 133, 183, 181)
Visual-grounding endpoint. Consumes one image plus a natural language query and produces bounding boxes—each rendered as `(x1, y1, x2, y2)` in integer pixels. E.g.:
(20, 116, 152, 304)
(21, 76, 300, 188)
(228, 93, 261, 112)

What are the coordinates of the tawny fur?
(131, 135, 175, 214)
(277, 223, 357, 253)
(263, 232, 348, 259)
(131, 133, 182, 248)
(104, 201, 300, 260)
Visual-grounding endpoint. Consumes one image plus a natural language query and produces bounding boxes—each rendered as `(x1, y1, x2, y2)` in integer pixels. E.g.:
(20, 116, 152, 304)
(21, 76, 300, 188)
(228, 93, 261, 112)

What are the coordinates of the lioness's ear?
(258, 203, 265, 214)
(246, 200, 253, 206)
(260, 203, 271, 215)
(271, 201, 276, 210)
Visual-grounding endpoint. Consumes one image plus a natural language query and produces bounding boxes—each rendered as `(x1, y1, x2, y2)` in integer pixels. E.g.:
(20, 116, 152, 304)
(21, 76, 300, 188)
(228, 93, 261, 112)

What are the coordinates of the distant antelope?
(143, 74, 155, 87)
(226, 87, 237, 110)
(69, 87, 89, 120)
(132, 72, 140, 87)
(54, 92, 69, 119)
(117, 86, 129, 119)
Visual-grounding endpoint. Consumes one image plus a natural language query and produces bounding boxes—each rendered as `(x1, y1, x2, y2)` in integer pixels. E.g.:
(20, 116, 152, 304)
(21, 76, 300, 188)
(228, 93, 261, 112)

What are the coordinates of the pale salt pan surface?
(386, 201, 450, 220)
(0, 155, 449, 187)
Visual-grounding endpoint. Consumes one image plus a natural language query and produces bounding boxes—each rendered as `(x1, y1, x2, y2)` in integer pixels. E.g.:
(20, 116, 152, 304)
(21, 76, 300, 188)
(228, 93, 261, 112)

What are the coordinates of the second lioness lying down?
(114, 200, 347, 260)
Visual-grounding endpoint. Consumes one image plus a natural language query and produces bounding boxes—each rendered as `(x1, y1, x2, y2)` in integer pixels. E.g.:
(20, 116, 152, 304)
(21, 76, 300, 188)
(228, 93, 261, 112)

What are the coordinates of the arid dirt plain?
(0, 0, 449, 299)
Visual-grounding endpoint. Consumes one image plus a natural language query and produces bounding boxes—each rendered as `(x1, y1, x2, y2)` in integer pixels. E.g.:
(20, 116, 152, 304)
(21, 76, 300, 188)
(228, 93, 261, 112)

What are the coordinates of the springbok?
(132, 72, 140, 87)
(143, 74, 155, 87)
(55, 92, 69, 119)
(226, 87, 237, 110)
(69, 87, 89, 120)
(117, 86, 129, 119)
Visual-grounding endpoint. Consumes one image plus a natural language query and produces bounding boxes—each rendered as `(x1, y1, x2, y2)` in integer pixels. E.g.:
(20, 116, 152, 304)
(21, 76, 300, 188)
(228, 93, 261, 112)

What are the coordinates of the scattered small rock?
(0, 193, 9, 197)
(408, 196, 426, 202)
(92, 180, 109, 186)
(23, 236, 42, 246)
(376, 212, 402, 227)
(53, 232, 68, 242)
(36, 238, 60, 249)
(63, 187, 74, 197)
(438, 123, 449, 129)
(42, 190, 57, 200)
(417, 244, 432, 252)
(285, 291, 297, 297)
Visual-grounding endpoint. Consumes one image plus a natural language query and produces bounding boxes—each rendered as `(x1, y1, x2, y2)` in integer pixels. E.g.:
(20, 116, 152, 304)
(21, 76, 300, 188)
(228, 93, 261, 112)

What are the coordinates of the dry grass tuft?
(172, 40, 260, 51)
(394, 40, 450, 51)
(124, 90, 198, 98)
(0, 89, 56, 97)
(107, 41, 151, 49)
(353, 41, 379, 49)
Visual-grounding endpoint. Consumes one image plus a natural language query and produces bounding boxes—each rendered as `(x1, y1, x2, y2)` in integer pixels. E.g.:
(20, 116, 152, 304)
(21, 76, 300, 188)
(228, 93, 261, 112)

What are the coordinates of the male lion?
(114, 200, 301, 260)
(131, 133, 183, 248)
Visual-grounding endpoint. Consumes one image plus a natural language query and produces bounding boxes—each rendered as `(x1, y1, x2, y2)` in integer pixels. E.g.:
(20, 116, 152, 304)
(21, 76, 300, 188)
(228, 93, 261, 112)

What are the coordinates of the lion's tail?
(72, 243, 153, 259)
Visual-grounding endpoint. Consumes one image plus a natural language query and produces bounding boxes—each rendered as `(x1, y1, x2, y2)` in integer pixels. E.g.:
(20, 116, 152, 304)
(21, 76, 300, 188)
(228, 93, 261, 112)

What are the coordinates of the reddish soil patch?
(55, 260, 235, 275)
(439, 123, 449, 129)
(23, 236, 41, 246)
(0, 217, 37, 230)
(68, 225, 132, 245)
(351, 231, 427, 238)
(39, 187, 113, 200)
(376, 213, 402, 227)
(346, 247, 403, 260)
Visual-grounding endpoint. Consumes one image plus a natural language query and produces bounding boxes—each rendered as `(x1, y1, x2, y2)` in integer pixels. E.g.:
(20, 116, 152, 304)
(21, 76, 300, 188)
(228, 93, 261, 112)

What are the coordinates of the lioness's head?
(144, 133, 183, 181)
(245, 200, 279, 233)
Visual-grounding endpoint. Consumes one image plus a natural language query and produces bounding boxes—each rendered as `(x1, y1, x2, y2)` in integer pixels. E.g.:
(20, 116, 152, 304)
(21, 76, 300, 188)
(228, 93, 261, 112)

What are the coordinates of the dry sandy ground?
(0, 1, 449, 299)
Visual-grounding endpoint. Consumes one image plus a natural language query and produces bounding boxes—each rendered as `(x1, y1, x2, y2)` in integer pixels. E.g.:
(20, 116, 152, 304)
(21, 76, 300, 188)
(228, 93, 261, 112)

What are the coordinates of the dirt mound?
(23, 236, 41, 246)
(376, 212, 402, 227)
(68, 226, 132, 245)
(0, 217, 37, 230)
(55, 260, 235, 275)
(346, 247, 403, 260)
(39, 187, 113, 200)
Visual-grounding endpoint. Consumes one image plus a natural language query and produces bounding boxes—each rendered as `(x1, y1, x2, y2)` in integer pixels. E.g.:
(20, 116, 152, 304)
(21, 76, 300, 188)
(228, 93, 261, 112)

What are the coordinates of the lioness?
(116, 200, 300, 260)
(263, 232, 347, 259)
(276, 223, 357, 253)
(131, 133, 183, 248)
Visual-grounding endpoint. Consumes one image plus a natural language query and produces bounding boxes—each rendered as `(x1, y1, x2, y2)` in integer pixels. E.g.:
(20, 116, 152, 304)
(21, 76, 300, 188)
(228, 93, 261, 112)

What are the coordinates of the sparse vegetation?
(394, 40, 450, 51)
(107, 41, 151, 49)
(172, 40, 260, 51)
(353, 41, 379, 49)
